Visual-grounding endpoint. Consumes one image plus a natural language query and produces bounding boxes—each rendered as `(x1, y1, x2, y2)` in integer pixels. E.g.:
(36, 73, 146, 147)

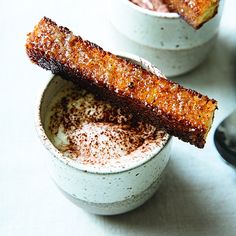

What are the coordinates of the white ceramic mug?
(36, 53, 172, 215)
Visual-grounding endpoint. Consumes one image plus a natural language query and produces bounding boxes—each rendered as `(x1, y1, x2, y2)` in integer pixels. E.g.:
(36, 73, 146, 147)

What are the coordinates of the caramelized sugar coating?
(26, 17, 217, 148)
(163, 0, 219, 29)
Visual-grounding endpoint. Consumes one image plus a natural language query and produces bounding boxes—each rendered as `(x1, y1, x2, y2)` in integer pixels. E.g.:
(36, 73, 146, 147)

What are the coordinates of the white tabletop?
(1, 0, 236, 235)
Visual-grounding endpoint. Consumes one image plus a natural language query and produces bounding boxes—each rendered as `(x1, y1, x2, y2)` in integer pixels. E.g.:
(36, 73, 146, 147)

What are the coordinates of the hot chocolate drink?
(129, 0, 169, 12)
(45, 81, 169, 172)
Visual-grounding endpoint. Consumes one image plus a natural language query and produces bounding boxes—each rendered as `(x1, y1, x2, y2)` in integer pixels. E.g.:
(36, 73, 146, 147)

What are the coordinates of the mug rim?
(35, 52, 172, 175)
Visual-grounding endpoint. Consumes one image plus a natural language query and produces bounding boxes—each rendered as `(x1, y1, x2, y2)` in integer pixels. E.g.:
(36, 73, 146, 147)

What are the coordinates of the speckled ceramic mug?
(36, 52, 172, 215)
(108, 0, 224, 76)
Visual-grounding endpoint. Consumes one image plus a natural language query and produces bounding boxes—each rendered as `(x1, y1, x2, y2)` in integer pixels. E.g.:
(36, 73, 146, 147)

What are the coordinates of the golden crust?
(26, 17, 217, 148)
(163, 0, 219, 29)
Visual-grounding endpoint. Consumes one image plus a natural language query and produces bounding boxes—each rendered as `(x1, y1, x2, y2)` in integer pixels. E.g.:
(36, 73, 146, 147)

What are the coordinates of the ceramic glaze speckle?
(36, 53, 172, 215)
(59, 170, 166, 215)
(107, 0, 224, 76)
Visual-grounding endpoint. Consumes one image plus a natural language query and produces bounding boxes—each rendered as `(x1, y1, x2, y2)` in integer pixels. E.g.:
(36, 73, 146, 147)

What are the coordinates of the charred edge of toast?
(26, 17, 217, 148)
(163, 0, 219, 29)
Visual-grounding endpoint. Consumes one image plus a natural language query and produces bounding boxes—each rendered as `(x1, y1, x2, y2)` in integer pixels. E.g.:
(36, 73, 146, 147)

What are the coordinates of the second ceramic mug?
(108, 0, 224, 76)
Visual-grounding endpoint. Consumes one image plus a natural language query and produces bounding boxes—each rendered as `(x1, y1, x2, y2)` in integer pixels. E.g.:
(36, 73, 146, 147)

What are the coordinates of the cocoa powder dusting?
(48, 84, 168, 168)
(130, 0, 169, 12)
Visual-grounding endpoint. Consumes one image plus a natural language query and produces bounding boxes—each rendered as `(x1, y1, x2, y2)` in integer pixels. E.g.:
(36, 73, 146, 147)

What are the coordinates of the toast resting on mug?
(26, 17, 217, 148)
(163, 0, 219, 29)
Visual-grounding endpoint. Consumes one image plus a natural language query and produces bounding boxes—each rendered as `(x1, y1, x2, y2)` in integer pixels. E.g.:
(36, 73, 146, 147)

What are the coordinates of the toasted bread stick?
(26, 17, 217, 148)
(163, 0, 219, 29)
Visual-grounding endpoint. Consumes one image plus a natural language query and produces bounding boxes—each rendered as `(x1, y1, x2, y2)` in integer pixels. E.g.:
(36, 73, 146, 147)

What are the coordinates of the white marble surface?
(0, 0, 236, 235)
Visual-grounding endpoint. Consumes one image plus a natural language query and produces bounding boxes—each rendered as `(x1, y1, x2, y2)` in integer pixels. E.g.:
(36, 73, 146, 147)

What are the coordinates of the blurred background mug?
(108, 0, 224, 76)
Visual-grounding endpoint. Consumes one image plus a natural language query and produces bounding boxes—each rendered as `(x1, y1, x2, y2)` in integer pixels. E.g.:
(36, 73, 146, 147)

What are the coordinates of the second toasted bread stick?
(163, 0, 219, 29)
